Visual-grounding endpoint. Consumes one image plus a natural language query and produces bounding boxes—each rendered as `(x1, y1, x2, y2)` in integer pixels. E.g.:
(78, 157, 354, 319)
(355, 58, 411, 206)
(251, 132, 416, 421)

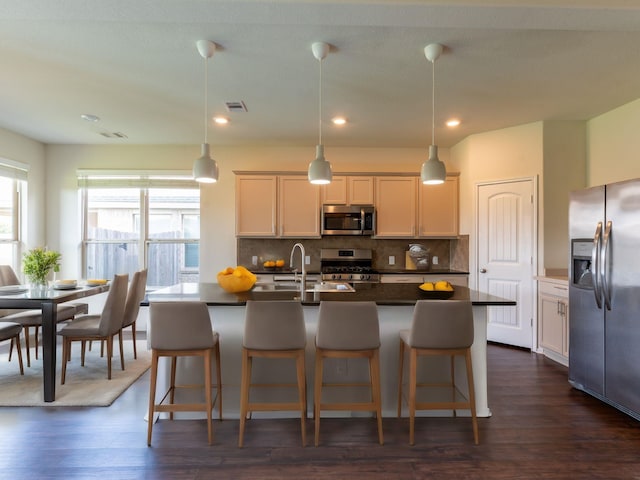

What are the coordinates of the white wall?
(587, 97, 640, 186)
(451, 122, 544, 289)
(0, 127, 47, 271)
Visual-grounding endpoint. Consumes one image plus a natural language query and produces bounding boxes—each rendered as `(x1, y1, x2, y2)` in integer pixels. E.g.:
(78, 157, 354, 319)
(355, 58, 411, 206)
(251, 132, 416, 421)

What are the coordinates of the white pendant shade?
(193, 40, 219, 184)
(193, 143, 218, 183)
(421, 43, 447, 185)
(308, 41, 332, 184)
(308, 144, 332, 184)
(420, 145, 446, 185)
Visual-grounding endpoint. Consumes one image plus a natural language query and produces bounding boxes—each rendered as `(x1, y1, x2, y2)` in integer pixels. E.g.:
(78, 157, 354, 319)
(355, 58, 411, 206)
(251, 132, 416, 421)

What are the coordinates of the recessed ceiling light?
(80, 114, 100, 122)
(213, 116, 229, 125)
(332, 116, 347, 126)
(446, 119, 461, 127)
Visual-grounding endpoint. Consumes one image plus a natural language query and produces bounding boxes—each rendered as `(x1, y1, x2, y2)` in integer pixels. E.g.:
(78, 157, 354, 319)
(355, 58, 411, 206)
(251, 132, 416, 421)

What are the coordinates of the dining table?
(0, 284, 109, 402)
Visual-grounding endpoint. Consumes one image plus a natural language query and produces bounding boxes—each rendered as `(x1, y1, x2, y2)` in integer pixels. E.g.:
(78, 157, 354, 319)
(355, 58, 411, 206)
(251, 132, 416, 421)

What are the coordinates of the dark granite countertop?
(144, 282, 513, 307)
(376, 269, 469, 275)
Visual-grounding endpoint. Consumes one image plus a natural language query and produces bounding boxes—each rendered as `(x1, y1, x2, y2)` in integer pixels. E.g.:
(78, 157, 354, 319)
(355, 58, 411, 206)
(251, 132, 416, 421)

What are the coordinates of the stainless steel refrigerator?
(569, 178, 640, 420)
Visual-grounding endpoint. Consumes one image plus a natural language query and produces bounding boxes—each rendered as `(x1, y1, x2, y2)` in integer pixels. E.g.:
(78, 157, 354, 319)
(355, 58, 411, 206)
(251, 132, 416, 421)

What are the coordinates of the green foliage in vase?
(22, 247, 62, 285)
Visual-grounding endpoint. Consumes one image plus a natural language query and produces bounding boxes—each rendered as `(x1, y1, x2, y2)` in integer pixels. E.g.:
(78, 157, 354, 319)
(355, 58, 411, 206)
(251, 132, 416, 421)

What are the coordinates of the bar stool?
(314, 301, 383, 446)
(147, 301, 222, 446)
(397, 299, 479, 445)
(239, 300, 307, 447)
(1, 321, 24, 375)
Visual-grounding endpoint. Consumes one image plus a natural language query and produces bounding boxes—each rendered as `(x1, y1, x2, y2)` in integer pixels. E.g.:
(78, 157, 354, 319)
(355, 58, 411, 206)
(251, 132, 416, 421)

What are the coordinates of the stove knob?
(348, 274, 353, 280)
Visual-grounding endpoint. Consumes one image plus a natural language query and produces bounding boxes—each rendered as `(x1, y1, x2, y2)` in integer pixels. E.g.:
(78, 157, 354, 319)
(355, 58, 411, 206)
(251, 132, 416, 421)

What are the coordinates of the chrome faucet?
(289, 242, 307, 295)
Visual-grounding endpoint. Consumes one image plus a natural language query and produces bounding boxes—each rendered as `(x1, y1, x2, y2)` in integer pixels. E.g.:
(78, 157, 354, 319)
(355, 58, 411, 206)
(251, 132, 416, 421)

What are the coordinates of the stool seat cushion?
(149, 302, 217, 350)
(243, 300, 306, 350)
(315, 301, 380, 350)
(407, 300, 474, 349)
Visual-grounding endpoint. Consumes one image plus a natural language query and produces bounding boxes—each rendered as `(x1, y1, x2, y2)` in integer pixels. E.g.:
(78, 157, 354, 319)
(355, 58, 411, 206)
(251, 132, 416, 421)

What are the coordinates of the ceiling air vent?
(99, 131, 128, 139)
(225, 101, 248, 113)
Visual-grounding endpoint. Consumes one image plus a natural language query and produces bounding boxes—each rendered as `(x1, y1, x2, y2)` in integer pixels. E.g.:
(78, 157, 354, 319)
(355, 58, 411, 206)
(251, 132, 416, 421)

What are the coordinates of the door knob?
(480, 268, 487, 273)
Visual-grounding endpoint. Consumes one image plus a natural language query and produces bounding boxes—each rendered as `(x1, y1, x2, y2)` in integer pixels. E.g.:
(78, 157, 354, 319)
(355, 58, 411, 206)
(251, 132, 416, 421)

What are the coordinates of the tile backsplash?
(237, 235, 469, 272)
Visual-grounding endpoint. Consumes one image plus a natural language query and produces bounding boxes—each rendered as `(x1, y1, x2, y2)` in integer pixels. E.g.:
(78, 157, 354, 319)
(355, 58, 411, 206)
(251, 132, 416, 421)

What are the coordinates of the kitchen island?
(146, 283, 515, 419)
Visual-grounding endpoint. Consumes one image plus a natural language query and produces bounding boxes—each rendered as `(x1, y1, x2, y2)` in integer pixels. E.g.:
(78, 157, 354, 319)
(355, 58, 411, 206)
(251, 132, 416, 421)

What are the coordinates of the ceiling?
(1, 0, 640, 149)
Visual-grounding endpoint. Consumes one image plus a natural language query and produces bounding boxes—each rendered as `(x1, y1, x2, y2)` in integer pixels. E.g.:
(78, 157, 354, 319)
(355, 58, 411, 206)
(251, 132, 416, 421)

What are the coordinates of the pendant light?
(308, 42, 332, 185)
(420, 43, 446, 185)
(193, 40, 219, 183)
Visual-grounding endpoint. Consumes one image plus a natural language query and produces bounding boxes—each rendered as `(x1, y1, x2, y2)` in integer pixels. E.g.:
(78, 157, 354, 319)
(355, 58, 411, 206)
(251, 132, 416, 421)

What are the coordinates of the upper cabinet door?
(348, 176, 375, 205)
(417, 174, 459, 237)
(236, 175, 278, 237)
(374, 176, 417, 237)
(278, 175, 321, 238)
(321, 176, 374, 205)
(321, 176, 348, 204)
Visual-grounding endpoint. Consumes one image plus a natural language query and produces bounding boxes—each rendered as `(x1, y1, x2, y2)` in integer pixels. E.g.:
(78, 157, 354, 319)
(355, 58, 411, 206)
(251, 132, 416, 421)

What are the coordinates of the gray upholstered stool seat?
(239, 300, 307, 447)
(0, 321, 24, 375)
(397, 299, 479, 445)
(147, 301, 222, 446)
(314, 301, 383, 446)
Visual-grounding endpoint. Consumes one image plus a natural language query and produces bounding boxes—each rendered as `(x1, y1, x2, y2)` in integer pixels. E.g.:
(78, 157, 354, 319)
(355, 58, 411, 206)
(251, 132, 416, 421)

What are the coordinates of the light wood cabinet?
(278, 175, 321, 237)
(418, 174, 459, 237)
(235, 173, 320, 238)
(537, 278, 569, 366)
(374, 176, 417, 237)
(322, 175, 374, 205)
(236, 175, 277, 237)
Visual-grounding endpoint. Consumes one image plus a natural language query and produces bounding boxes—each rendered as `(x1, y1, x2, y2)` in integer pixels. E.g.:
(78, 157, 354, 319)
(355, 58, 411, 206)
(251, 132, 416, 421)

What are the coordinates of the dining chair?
(57, 274, 129, 383)
(239, 300, 307, 447)
(397, 299, 479, 445)
(0, 321, 24, 375)
(314, 301, 383, 446)
(147, 301, 222, 446)
(121, 269, 147, 359)
(0, 264, 88, 367)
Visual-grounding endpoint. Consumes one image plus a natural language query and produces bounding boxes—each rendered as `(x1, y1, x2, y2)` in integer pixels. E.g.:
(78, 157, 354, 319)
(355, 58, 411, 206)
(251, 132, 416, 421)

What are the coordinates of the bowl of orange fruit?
(217, 266, 257, 293)
(263, 258, 285, 271)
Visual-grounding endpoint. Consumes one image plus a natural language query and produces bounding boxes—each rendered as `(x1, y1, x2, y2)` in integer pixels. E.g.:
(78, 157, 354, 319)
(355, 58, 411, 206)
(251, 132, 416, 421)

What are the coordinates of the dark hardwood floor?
(1, 344, 639, 479)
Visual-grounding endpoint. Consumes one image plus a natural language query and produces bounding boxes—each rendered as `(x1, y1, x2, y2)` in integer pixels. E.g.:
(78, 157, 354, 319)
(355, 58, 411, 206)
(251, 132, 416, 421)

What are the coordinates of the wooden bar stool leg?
(314, 350, 324, 446)
(370, 349, 383, 445)
(409, 348, 418, 446)
(466, 349, 479, 445)
(238, 348, 251, 447)
(147, 351, 159, 446)
(169, 356, 177, 420)
(215, 341, 223, 420)
(204, 349, 213, 445)
(296, 349, 307, 447)
(397, 338, 405, 417)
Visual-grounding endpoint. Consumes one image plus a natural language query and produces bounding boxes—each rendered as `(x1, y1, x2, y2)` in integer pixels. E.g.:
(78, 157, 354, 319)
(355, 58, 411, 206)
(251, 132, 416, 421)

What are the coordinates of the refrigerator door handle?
(601, 220, 613, 311)
(592, 222, 603, 309)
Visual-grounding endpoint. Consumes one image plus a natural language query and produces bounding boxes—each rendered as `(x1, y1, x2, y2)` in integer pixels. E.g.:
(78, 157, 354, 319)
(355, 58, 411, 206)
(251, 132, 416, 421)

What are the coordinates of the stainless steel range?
(320, 248, 380, 283)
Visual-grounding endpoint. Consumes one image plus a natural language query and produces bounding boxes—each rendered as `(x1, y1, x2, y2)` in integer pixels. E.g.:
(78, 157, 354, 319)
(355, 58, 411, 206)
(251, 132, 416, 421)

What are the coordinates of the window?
(0, 161, 27, 270)
(79, 172, 200, 288)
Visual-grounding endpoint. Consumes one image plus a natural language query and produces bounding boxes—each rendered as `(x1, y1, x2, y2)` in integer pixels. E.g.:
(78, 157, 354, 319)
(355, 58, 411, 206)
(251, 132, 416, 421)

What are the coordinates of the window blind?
(77, 170, 199, 189)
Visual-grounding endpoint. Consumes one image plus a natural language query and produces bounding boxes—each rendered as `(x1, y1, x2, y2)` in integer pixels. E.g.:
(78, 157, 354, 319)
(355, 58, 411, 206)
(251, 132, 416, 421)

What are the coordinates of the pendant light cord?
(318, 56, 323, 146)
(204, 54, 208, 144)
(431, 58, 435, 146)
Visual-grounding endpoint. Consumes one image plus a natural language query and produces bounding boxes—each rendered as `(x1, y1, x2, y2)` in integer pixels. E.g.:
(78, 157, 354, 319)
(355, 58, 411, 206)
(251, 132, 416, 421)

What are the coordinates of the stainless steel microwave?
(321, 205, 375, 236)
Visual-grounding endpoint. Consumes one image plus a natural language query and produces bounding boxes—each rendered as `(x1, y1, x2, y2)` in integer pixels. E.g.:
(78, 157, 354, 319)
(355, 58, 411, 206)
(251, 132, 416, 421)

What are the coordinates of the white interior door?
(477, 178, 535, 348)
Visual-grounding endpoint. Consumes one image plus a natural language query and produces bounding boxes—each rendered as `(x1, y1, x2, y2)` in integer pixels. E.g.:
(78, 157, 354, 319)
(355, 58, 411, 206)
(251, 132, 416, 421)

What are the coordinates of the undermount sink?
(251, 281, 355, 293)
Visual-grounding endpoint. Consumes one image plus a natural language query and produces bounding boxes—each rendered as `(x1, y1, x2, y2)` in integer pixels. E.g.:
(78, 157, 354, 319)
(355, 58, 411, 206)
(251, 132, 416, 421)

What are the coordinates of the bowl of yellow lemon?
(418, 280, 455, 299)
(217, 266, 257, 293)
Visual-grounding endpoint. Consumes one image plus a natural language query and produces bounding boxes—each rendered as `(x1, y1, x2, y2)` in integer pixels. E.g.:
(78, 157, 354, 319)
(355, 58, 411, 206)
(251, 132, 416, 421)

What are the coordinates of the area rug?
(0, 340, 150, 407)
